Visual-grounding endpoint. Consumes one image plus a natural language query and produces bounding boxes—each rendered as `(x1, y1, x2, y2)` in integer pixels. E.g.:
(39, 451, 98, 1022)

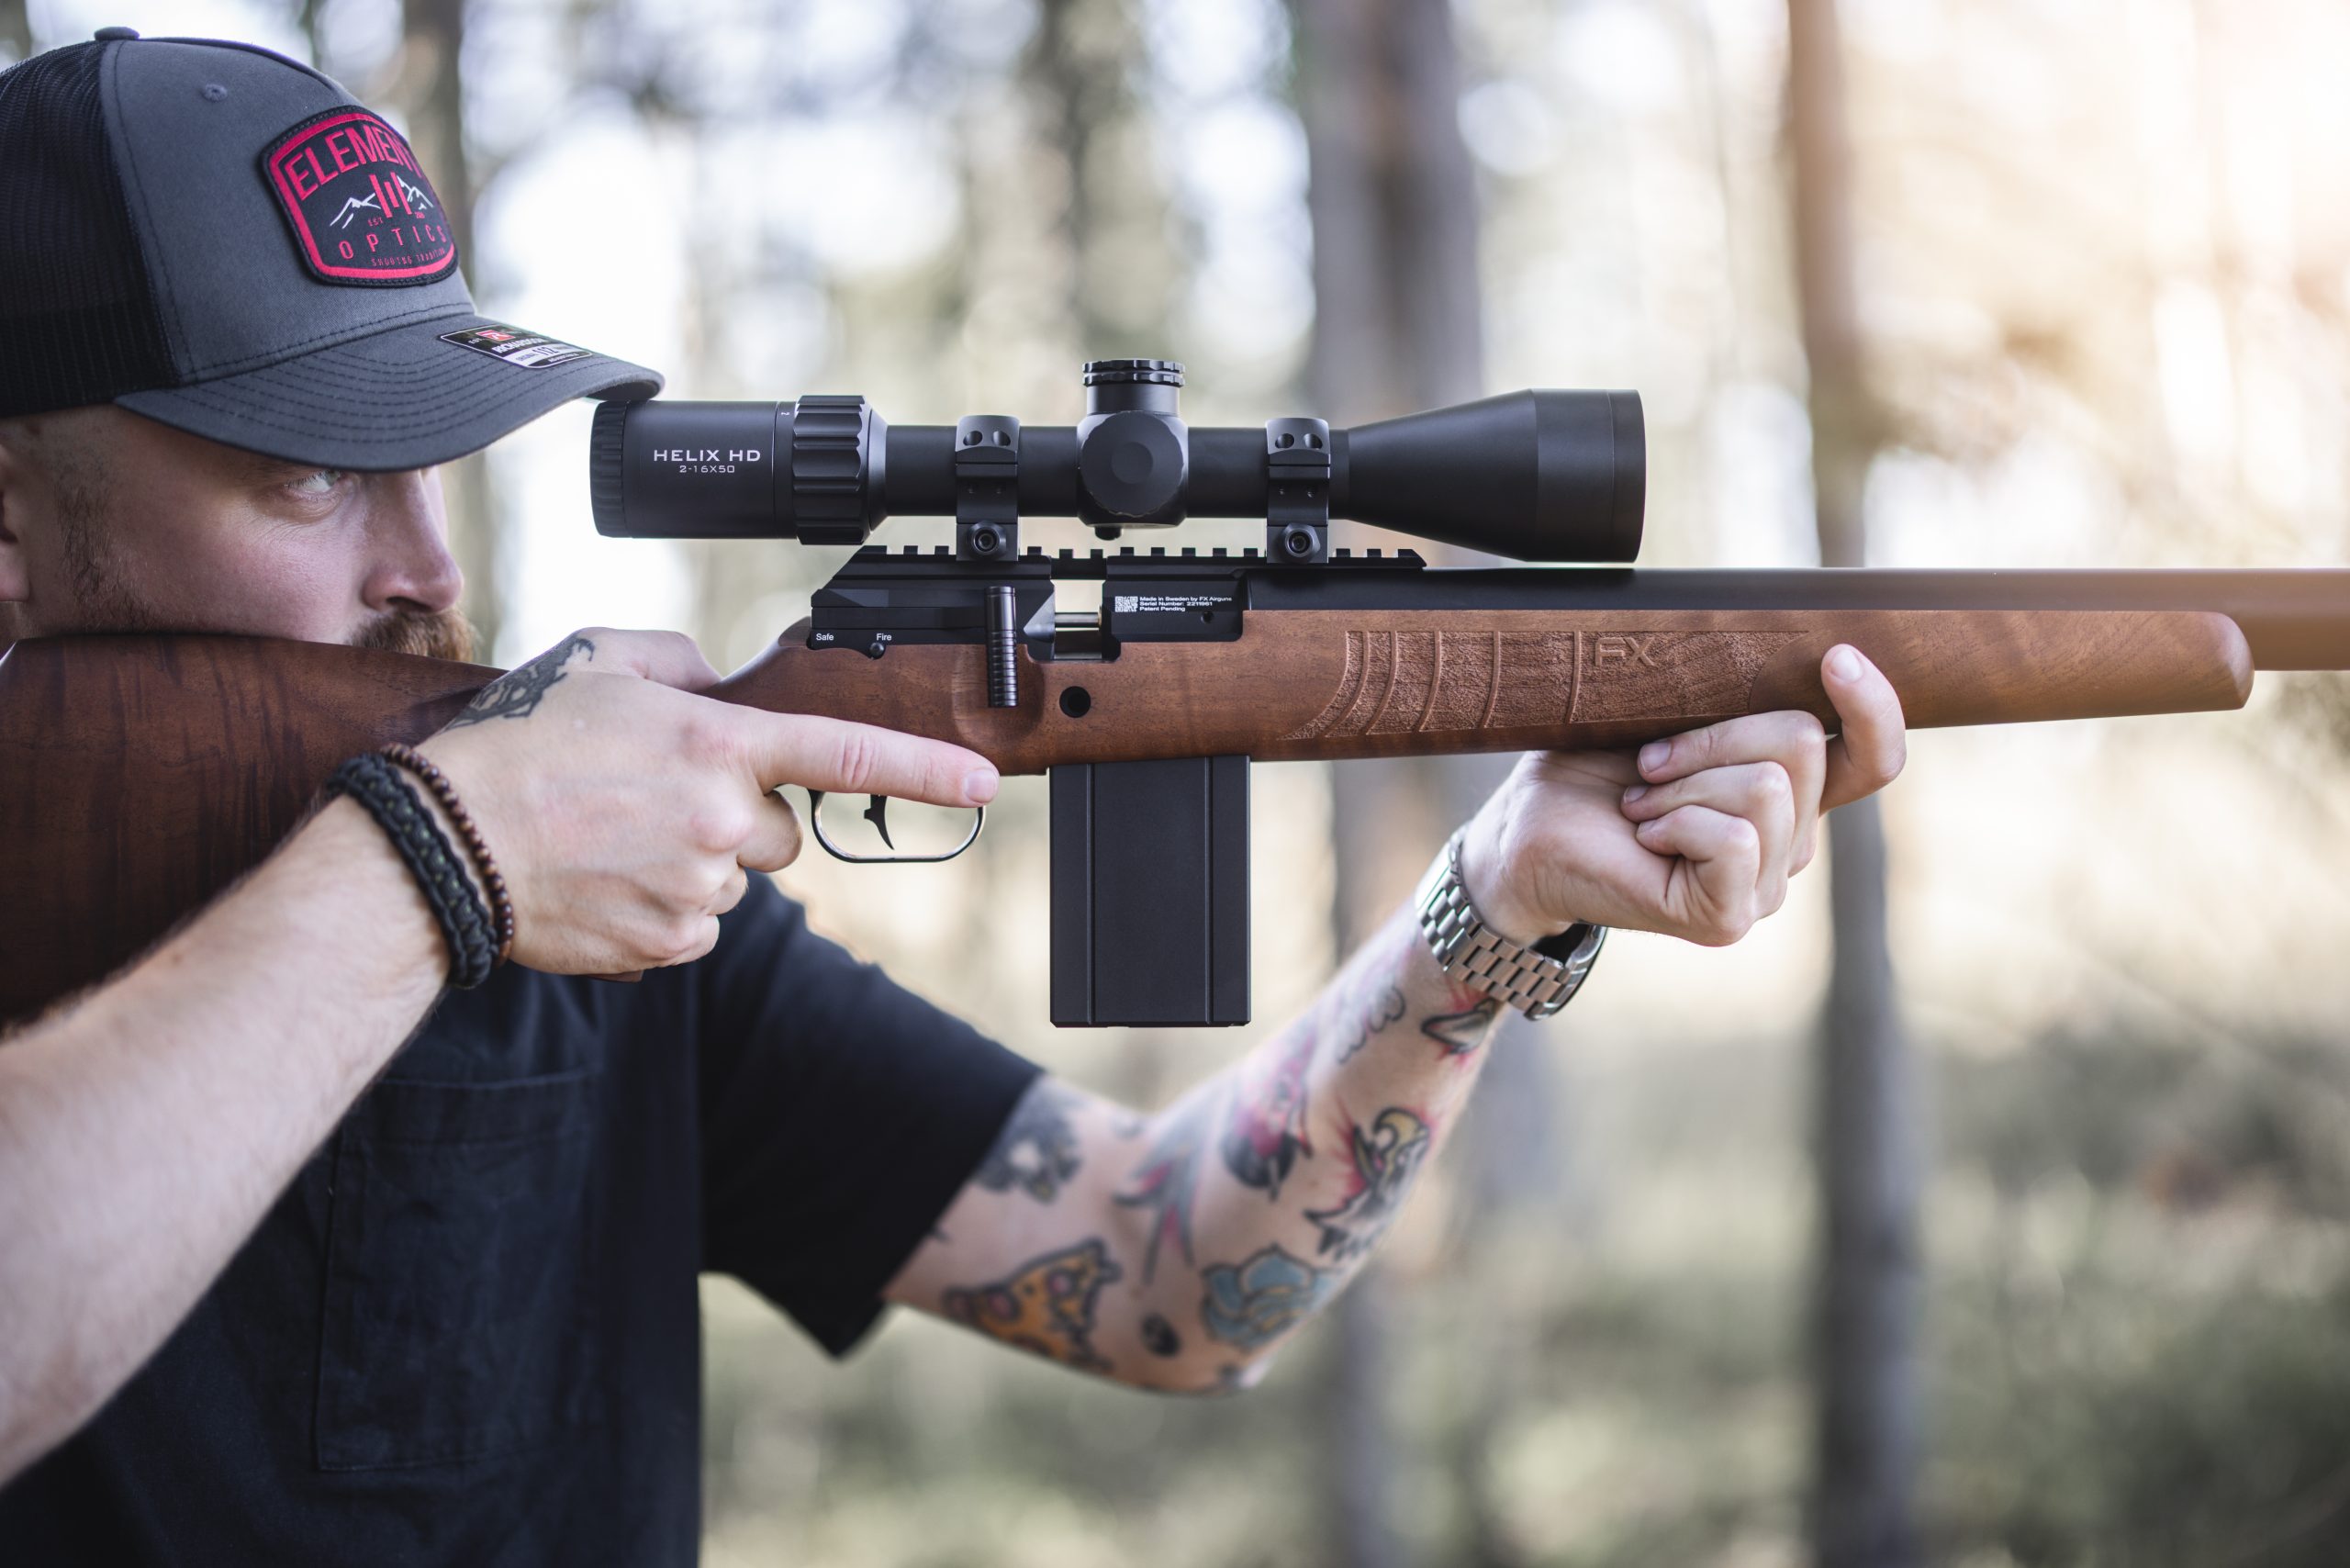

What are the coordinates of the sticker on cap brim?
(262, 107, 458, 286)
(440, 325, 598, 369)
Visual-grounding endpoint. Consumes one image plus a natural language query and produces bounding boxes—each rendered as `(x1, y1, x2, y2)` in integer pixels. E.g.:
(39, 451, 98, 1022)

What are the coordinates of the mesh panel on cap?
(0, 44, 175, 417)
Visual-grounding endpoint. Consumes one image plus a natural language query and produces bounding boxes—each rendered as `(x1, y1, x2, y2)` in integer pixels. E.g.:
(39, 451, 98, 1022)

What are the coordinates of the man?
(0, 29, 1907, 1565)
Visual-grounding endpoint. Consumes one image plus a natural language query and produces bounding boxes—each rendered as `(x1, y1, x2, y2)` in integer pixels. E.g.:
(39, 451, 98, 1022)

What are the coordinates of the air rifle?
(5, 358, 2346, 1030)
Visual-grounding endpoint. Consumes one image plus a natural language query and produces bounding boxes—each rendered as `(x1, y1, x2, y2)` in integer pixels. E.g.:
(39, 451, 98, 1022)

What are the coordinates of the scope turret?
(588, 360, 1643, 565)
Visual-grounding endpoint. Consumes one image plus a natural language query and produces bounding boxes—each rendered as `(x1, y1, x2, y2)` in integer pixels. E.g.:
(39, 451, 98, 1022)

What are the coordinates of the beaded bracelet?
(378, 743, 517, 968)
(325, 752, 498, 989)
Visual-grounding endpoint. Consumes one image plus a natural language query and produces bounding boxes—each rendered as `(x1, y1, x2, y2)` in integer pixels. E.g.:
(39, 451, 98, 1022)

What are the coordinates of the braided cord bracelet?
(379, 743, 517, 967)
(325, 752, 499, 989)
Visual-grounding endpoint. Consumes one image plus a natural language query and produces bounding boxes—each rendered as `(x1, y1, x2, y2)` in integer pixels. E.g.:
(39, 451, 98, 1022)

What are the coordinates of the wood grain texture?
(0, 635, 492, 1025)
(712, 608, 2255, 773)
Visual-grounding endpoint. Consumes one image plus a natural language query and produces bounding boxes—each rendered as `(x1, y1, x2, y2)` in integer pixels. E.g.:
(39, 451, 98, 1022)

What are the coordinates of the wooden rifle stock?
(713, 607, 2254, 770)
(2, 566, 2337, 1026)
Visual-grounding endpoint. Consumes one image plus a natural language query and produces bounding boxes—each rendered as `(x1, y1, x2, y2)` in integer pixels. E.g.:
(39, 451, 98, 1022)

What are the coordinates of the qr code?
(1113, 595, 1139, 612)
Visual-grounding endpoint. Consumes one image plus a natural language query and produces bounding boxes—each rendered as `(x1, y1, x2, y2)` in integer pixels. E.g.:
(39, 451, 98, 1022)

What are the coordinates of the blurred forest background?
(12, 0, 2350, 1563)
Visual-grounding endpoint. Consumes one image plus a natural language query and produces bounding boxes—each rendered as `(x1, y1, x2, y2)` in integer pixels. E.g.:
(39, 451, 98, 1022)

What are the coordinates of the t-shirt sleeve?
(696, 876, 1041, 1356)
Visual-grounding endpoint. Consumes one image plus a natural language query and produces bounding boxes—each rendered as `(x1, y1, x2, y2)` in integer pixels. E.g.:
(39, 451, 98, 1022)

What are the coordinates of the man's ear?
(0, 423, 29, 606)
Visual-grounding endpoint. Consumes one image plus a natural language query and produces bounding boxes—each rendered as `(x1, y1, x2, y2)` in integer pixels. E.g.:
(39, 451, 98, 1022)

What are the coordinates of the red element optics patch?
(262, 108, 458, 286)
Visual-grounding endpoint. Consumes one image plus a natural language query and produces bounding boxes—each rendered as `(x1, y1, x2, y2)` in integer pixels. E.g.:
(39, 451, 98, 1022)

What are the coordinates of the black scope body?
(588, 359, 1644, 564)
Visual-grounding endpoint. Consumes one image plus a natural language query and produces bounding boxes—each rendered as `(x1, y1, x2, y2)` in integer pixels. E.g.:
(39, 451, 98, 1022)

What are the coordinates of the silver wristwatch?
(1414, 831, 1606, 1021)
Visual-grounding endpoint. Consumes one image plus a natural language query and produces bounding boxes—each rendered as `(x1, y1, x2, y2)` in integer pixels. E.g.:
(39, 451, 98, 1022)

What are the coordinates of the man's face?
(0, 405, 473, 661)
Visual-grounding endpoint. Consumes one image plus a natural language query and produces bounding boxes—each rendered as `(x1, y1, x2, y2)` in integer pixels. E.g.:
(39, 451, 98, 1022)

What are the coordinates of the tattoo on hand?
(444, 632, 594, 728)
(976, 1081, 1083, 1204)
(1116, 1092, 1218, 1282)
(942, 1238, 1122, 1372)
(1140, 1313, 1182, 1357)
(1201, 1244, 1339, 1352)
(1305, 1107, 1432, 1262)
(1221, 1027, 1315, 1199)
(1420, 992, 1502, 1057)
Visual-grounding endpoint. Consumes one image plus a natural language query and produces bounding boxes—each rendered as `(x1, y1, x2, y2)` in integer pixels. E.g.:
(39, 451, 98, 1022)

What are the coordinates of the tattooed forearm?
(903, 900, 1521, 1393)
(1141, 906, 1503, 1372)
(976, 1081, 1083, 1204)
(941, 1238, 1122, 1372)
(443, 632, 594, 727)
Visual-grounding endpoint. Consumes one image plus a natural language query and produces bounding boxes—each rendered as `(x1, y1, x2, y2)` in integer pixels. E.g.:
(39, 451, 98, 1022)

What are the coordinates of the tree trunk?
(1785, 3, 1922, 1564)
(393, 0, 501, 659)
(1293, 1, 1555, 1562)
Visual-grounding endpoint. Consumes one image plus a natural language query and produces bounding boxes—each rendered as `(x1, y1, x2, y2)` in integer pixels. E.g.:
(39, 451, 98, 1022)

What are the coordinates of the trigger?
(863, 794, 894, 849)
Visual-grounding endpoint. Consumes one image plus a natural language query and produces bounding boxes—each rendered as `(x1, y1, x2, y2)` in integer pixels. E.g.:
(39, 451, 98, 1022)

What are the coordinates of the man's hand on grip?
(414, 628, 999, 975)
(1461, 644, 1907, 947)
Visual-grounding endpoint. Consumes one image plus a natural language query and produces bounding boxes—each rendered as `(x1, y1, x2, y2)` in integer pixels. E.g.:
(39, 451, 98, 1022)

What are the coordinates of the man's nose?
(360, 467, 464, 615)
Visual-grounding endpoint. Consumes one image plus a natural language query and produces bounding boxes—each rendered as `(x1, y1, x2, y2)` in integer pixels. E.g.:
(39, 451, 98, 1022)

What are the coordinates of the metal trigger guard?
(805, 790, 985, 864)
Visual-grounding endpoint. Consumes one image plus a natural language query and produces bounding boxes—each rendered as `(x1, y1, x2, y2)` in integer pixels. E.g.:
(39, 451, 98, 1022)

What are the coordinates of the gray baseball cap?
(0, 28, 661, 470)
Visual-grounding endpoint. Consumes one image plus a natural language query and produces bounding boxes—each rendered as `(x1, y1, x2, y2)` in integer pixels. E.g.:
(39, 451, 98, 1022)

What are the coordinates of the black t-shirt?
(0, 875, 1039, 1565)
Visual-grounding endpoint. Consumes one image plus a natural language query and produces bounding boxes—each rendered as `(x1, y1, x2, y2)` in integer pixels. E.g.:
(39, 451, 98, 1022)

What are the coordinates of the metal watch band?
(1414, 831, 1606, 1021)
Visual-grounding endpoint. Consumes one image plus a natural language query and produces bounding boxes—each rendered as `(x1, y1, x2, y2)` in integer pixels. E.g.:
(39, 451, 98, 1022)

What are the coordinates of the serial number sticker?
(439, 324, 597, 368)
(1113, 594, 1230, 613)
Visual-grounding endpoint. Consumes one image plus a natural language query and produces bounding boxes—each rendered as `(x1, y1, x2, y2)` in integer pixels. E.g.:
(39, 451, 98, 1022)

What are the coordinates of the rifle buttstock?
(0, 635, 493, 1025)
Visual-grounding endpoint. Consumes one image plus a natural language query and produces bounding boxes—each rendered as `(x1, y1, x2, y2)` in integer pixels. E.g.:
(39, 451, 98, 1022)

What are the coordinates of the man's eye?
(287, 468, 348, 498)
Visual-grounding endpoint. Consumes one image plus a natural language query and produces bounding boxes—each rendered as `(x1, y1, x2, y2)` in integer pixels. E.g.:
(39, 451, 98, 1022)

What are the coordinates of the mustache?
(352, 607, 477, 663)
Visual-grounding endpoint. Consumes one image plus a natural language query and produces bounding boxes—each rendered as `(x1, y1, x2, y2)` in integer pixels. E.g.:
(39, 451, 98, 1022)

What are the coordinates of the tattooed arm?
(887, 645, 1908, 1392)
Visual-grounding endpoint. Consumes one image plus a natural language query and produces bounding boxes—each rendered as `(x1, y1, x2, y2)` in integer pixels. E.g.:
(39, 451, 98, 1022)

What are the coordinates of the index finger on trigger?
(1818, 644, 1908, 810)
(742, 711, 1001, 808)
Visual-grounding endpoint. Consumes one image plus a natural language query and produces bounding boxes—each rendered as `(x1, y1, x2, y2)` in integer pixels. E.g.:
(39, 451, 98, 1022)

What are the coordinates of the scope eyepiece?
(588, 362, 1643, 563)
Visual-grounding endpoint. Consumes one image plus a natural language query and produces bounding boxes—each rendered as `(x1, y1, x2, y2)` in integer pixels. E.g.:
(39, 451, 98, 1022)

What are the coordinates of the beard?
(352, 605, 477, 663)
(55, 481, 171, 634)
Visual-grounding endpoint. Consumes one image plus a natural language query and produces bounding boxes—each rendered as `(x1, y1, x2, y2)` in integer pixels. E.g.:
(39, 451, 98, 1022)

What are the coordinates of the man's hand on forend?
(1459, 644, 1908, 947)
(417, 627, 1001, 975)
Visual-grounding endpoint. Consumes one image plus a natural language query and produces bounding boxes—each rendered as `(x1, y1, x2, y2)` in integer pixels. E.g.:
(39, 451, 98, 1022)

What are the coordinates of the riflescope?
(588, 358, 1644, 565)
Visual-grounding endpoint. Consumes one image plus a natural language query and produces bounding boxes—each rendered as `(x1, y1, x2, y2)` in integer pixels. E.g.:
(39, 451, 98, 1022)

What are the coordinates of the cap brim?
(115, 313, 663, 472)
